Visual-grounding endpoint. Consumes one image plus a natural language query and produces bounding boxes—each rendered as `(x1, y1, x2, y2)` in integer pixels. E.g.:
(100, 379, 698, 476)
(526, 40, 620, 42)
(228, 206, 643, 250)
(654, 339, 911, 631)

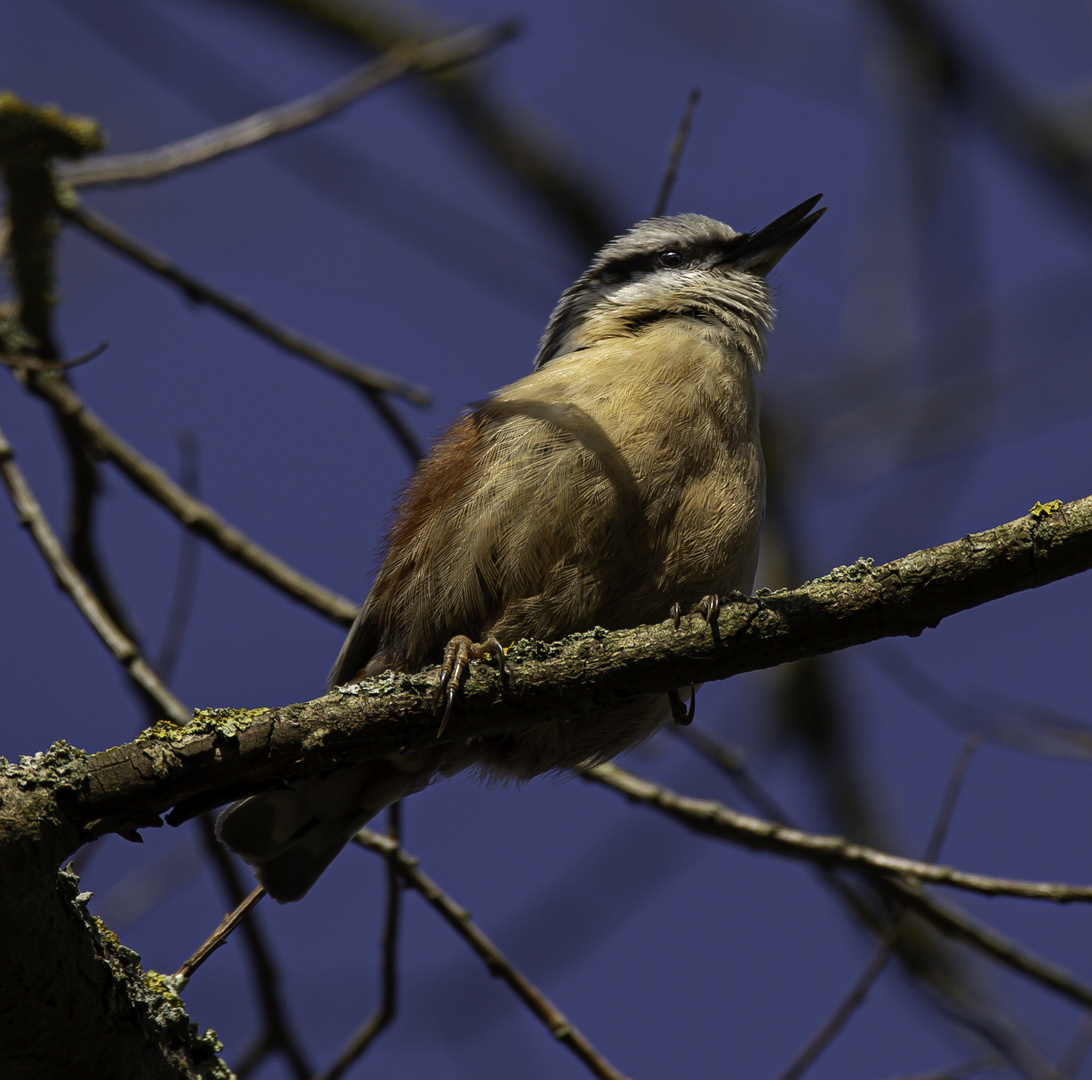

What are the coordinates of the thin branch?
(1056, 1012, 1092, 1080)
(251, 0, 614, 252)
(61, 202, 429, 406)
(872, 647, 1092, 761)
(0, 97, 156, 721)
(879, 1055, 1002, 1080)
(174, 885, 265, 986)
(772, 736, 980, 1080)
(776, 941, 900, 1080)
(671, 725, 790, 822)
(926, 991, 1057, 1080)
(581, 762, 1092, 903)
(677, 725, 1092, 1012)
(317, 804, 403, 1080)
(21, 370, 357, 624)
(353, 828, 630, 1080)
(358, 382, 424, 464)
(922, 734, 981, 863)
(58, 24, 519, 189)
(196, 817, 312, 1079)
(0, 417, 190, 726)
(0, 341, 106, 371)
(891, 879, 1092, 1009)
(652, 87, 701, 218)
(155, 431, 201, 681)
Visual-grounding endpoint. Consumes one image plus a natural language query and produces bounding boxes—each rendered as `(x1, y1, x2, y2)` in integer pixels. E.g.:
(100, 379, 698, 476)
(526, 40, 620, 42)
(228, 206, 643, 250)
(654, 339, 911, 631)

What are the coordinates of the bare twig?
(0, 417, 190, 726)
(652, 87, 701, 218)
(677, 725, 1092, 1011)
(358, 383, 424, 465)
(317, 804, 403, 1080)
(582, 761, 1092, 902)
(889, 881, 1092, 1009)
(62, 202, 429, 406)
(354, 828, 630, 1080)
(872, 647, 1092, 761)
(174, 885, 265, 986)
(0, 341, 107, 371)
(922, 735, 981, 863)
(879, 1056, 1002, 1080)
(155, 431, 201, 681)
(58, 24, 519, 189)
(2, 400, 308, 1072)
(252, 0, 613, 252)
(777, 941, 901, 1080)
(772, 736, 981, 1080)
(197, 818, 311, 1079)
(21, 370, 358, 623)
(0, 97, 154, 721)
(1056, 1012, 1092, 1079)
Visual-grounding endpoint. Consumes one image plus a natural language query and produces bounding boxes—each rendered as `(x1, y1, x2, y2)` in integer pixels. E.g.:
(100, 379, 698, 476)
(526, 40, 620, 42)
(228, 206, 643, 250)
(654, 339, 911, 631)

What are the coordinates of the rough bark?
(1, 494, 1089, 1074)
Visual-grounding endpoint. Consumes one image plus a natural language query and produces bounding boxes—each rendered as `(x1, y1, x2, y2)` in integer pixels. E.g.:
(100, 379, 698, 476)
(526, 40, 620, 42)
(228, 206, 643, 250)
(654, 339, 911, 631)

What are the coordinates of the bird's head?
(534, 195, 825, 371)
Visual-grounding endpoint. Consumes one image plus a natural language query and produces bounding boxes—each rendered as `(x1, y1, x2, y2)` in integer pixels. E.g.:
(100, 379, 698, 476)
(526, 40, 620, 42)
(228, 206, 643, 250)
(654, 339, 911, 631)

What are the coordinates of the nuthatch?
(218, 195, 825, 901)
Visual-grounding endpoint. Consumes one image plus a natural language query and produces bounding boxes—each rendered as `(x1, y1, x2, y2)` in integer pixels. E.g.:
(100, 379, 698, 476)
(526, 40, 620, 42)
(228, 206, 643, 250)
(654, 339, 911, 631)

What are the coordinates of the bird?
(218, 195, 825, 901)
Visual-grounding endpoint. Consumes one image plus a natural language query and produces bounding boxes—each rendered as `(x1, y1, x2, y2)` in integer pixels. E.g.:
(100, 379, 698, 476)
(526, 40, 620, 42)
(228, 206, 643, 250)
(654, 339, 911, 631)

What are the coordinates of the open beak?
(731, 194, 826, 274)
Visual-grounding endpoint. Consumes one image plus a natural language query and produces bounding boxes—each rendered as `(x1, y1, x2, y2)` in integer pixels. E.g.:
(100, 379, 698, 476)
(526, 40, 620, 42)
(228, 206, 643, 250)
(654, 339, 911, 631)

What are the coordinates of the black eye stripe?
(592, 238, 741, 284)
(595, 249, 687, 283)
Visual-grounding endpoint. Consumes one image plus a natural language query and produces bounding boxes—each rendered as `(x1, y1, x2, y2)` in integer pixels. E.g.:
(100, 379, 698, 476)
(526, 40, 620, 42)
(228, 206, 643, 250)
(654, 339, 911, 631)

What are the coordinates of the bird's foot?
(670, 594, 721, 629)
(437, 634, 506, 736)
(666, 595, 719, 724)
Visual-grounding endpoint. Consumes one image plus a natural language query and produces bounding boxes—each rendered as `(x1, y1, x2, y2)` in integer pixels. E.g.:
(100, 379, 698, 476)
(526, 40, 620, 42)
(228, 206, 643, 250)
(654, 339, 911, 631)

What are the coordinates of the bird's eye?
(658, 250, 684, 269)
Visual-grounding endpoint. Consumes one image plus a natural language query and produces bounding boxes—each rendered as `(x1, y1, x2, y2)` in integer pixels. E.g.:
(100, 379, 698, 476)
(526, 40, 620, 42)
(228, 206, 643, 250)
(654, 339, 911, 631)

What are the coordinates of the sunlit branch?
(58, 24, 519, 190)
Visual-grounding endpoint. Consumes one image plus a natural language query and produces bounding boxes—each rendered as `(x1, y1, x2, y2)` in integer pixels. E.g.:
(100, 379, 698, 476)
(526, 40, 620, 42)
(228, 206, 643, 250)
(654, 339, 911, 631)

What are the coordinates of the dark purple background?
(4, 1, 1092, 1077)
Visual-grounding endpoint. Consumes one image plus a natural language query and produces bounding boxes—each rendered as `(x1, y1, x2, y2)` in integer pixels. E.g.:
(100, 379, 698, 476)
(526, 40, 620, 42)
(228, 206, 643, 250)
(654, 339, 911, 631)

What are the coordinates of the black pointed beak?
(731, 194, 826, 274)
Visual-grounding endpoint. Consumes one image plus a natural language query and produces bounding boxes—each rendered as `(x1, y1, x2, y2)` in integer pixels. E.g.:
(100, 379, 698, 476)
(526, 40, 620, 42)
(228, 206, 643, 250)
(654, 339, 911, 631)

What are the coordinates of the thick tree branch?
(0, 759, 228, 1080)
(2, 490, 1090, 1075)
(6, 493, 1089, 862)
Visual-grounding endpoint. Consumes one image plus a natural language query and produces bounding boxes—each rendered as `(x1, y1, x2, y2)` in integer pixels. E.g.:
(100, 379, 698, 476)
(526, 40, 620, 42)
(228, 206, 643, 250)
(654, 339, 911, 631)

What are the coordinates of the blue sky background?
(4, 1, 1092, 1078)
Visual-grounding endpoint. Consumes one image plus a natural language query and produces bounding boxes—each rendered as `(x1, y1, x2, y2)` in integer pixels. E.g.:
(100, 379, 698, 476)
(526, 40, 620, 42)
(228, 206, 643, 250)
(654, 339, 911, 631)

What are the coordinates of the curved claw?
(669, 595, 721, 630)
(668, 685, 696, 726)
(437, 634, 506, 737)
(697, 594, 720, 625)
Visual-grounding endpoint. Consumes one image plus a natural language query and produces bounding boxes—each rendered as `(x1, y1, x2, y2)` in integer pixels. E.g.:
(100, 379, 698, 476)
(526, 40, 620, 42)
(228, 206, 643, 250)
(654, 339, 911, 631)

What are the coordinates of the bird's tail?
(217, 758, 431, 902)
